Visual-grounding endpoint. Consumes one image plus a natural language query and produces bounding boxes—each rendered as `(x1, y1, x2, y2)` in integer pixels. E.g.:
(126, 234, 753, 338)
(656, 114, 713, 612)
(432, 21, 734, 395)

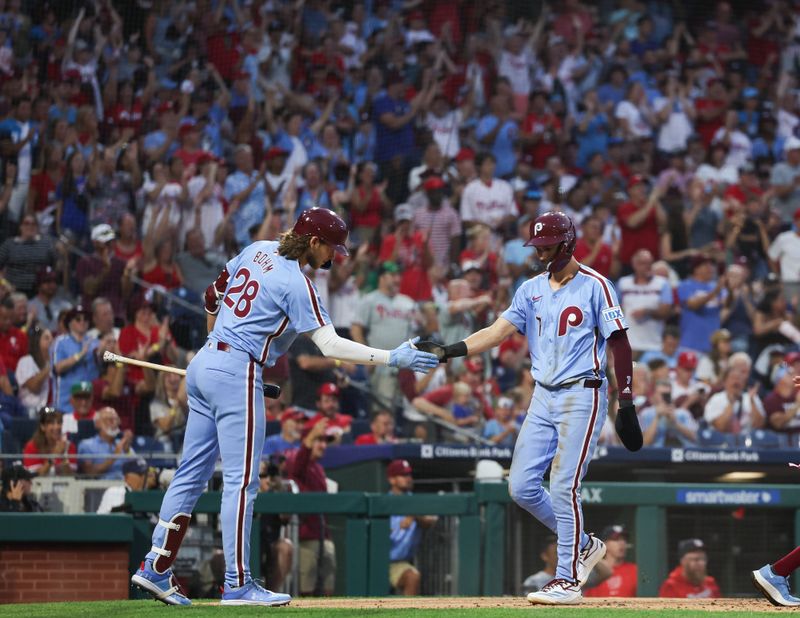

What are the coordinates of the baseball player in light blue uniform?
(432, 211, 638, 605)
(131, 208, 438, 606)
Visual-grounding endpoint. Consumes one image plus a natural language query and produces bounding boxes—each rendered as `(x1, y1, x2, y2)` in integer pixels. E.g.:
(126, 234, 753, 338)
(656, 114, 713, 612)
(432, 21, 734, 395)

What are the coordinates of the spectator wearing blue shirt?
(575, 91, 610, 169)
(143, 101, 179, 163)
(52, 305, 99, 413)
(677, 257, 726, 354)
(387, 459, 437, 595)
(482, 397, 519, 447)
(638, 325, 682, 369)
(223, 144, 267, 248)
(476, 94, 519, 178)
(263, 409, 303, 458)
(597, 66, 627, 110)
(78, 406, 135, 480)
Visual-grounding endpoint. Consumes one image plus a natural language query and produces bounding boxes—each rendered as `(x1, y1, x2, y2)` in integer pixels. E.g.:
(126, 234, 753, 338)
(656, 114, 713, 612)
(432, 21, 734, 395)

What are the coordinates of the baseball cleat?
(221, 580, 292, 606)
(131, 560, 192, 606)
(577, 534, 607, 587)
(751, 564, 800, 607)
(527, 578, 582, 605)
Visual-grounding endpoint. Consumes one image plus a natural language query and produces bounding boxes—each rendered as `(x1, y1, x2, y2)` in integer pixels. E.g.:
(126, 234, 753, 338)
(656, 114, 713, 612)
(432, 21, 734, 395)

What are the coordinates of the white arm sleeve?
(310, 323, 391, 366)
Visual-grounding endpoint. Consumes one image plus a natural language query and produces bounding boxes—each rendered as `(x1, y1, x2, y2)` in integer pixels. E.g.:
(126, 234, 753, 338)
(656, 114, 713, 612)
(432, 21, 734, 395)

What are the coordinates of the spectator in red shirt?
(174, 121, 208, 168)
(118, 297, 174, 390)
(23, 407, 78, 476)
(694, 79, 730, 147)
(285, 419, 337, 596)
(306, 382, 353, 442)
(659, 539, 721, 598)
(411, 357, 495, 426)
(617, 176, 665, 273)
(521, 91, 563, 170)
(573, 214, 614, 277)
(350, 162, 392, 245)
(26, 142, 63, 214)
(354, 409, 396, 445)
(0, 300, 28, 372)
(584, 525, 638, 598)
(378, 203, 433, 301)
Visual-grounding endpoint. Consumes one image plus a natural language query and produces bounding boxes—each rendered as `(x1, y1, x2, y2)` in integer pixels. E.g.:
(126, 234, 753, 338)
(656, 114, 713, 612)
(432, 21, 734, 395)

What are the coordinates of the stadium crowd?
(1, 0, 800, 476)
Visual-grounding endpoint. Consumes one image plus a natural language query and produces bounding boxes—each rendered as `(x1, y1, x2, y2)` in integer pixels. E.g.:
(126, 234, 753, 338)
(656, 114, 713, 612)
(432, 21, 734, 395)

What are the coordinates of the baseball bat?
(102, 351, 282, 399)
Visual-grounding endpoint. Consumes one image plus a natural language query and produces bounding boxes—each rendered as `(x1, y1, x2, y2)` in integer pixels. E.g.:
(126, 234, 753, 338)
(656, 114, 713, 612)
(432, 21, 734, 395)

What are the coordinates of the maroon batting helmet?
(524, 211, 576, 273)
(293, 208, 350, 257)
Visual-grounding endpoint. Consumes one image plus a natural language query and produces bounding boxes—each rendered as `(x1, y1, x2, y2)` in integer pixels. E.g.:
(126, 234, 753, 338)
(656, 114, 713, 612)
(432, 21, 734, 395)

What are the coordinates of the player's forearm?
(310, 324, 390, 366)
(461, 318, 517, 356)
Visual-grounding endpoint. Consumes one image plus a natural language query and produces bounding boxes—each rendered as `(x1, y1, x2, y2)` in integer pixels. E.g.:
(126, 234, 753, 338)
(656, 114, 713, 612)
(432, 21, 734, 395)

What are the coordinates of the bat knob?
(102, 351, 115, 362)
(263, 383, 281, 399)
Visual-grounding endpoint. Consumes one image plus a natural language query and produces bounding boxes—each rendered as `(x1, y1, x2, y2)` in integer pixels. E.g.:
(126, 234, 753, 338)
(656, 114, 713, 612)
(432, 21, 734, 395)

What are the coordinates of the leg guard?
(151, 513, 192, 574)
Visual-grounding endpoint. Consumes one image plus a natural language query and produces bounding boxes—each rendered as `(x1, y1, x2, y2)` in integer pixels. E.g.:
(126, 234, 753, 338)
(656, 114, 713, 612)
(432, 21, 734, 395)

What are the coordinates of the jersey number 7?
(223, 268, 260, 318)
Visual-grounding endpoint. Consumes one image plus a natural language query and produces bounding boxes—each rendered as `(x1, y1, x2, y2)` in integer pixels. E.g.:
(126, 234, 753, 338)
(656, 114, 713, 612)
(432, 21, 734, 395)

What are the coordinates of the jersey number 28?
(223, 268, 260, 318)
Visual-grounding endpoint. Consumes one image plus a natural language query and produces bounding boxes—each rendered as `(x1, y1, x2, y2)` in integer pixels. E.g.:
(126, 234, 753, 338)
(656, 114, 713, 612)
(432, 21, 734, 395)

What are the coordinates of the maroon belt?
(213, 340, 261, 365)
(583, 379, 602, 389)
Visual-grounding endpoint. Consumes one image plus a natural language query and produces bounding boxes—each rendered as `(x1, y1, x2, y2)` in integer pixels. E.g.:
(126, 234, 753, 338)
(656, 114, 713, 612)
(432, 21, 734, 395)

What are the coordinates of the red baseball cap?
(678, 351, 698, 370)
(387, 459, 413, 478)
(280, 409, 305, 424)
(423, 176, 446, 191)
(464, 358, 483, 373)
(627, 175, 647, 190)
(156, 101, 175, 115)
(317, 382, 341, 398)
(454, 148, 475, 162)
(264, 146, 289, 160)
(178, 122, 198, 138)
(785, 352, 800, 365)
(62, 69, 81, 82)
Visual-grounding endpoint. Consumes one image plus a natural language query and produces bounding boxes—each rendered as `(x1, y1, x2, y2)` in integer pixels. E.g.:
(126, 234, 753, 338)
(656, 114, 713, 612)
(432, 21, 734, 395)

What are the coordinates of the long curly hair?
(277, 231, 312, 261)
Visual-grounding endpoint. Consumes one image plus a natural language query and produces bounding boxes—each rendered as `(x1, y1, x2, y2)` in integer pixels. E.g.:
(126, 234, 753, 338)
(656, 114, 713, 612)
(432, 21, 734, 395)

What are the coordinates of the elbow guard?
(204, 268, 230, 315)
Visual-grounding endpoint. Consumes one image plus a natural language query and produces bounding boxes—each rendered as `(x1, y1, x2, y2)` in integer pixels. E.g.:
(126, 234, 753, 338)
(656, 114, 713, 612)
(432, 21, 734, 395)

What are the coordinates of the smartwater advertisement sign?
(676, 489, 781, 505)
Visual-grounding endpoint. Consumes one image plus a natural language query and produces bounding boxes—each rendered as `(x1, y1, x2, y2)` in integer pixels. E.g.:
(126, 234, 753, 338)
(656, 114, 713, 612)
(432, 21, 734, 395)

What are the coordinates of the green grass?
(0, 601, 775, 618)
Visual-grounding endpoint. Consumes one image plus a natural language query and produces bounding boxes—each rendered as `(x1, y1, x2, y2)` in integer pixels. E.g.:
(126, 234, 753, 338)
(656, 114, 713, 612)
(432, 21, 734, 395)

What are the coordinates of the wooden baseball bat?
(102, 351, 283, 398)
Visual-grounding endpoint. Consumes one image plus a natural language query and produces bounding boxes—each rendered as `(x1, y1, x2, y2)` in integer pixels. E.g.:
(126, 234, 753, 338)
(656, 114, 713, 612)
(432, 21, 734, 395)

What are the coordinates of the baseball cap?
(785, 136, 800, 153)
(423, 176, 446, 191)
(264, 146, 289, 160)
(36, 266, 58, 287)
(1, 462, 34, 485)
(690, 254, 714, 271)
(317, 382, 341, 398)
(464, 358, 483, 373)
(64, 305, 91, 325)
(122, 458, 148, 476)
(678, 351, 698, 370)
(743, 87, 759, 99)
(785, 351, 800, 365)
(91, 223, 115, 244)
(122, 457, 147, 474)
(280, 408, 305, 423)
(600, 525, 629, 541)
(300, 421, 338, 442)
(627, 174, 647, 190)
(386, 459, 413, 478)
(156, 101, 175, 115)
(378, 261, 401, 276)
(70, 381, 93, 396)
(394, 203, 414, 222)
(454, 148, 475, 162)
(525, 186, 543, 200)
(178, 121, 199, 138)
(678, 538, 706, 558)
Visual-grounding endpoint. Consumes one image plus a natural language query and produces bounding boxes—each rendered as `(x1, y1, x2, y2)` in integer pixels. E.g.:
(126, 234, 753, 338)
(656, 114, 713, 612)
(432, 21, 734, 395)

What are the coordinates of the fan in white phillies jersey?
(460, 153, 516, 231)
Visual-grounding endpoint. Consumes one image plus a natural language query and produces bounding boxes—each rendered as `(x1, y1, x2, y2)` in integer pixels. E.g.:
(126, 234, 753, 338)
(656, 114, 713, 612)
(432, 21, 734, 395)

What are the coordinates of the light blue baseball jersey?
(501, 265, 628, 388)
(209, 240, 330, 366)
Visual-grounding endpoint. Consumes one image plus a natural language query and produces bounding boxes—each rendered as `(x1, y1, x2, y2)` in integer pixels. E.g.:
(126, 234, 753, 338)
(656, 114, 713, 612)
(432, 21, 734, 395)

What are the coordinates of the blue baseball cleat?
(221, 580, 292, 606)
(751, 564, 800, 607)
(131, 560, 192, 606)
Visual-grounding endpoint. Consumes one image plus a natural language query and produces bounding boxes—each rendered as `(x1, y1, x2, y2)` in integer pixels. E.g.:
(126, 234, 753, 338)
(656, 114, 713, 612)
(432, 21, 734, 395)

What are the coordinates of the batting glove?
(388, 337, 440, 373)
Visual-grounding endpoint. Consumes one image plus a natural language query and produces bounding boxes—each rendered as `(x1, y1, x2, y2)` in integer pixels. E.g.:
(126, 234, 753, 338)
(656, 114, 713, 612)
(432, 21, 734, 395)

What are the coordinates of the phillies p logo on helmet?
(534, 222, 544, 235)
